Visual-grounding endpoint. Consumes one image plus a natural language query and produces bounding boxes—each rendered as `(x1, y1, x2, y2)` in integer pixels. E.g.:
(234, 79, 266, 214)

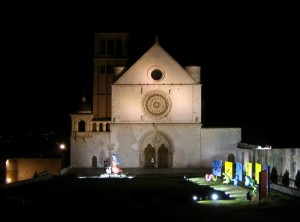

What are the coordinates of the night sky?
(0, 5, 299, 147)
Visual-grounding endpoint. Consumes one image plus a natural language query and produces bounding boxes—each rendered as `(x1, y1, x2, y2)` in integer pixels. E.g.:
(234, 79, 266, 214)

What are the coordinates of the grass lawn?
(1, 174, 299, 220)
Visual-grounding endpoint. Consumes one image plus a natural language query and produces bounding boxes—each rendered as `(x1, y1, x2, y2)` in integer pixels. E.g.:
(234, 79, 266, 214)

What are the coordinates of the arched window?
(100, 39, 106, 55)
(92, 156, 97, 167)
(107, 39, 114, 55)
(116, 39, 122, 56)
(144, 144, 155, 168)
(100, 65, 105, 74)
(107, 64, 113, 74)
(92, 123, 97, 132)
(228, 153, 235, 163)
(78, 120, 85, 132)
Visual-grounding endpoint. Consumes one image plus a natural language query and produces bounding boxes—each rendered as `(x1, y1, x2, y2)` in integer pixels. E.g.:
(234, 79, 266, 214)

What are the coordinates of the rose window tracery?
(142, 90, 171, 119)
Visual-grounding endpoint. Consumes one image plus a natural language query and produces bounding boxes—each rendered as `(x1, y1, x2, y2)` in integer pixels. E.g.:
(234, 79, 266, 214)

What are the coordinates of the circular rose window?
(142, 90, 171, 119)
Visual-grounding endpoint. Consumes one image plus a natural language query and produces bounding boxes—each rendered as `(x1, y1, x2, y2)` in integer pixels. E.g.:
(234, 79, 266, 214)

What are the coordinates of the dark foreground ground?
(1, 173, 300, 221)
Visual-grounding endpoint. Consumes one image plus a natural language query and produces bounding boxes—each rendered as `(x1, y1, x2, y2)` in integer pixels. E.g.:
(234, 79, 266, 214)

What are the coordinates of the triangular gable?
(114, 42, 197, 85)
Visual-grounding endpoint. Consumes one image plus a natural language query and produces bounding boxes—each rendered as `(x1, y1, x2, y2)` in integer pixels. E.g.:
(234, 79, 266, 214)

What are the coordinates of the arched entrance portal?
(144, 144, 155, 168)
(158, 144, 168, 168)
(139, 131, 173, 168)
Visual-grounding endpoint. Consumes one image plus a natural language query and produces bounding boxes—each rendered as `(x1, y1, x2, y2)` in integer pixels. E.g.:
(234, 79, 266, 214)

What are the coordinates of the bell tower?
(93, 33, 129, 119)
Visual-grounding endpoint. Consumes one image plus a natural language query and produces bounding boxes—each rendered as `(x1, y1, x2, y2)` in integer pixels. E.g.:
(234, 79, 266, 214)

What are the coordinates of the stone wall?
(5, 158, 61, 183)
(201, 128, 241, 167)
(236, 145, 300, 189)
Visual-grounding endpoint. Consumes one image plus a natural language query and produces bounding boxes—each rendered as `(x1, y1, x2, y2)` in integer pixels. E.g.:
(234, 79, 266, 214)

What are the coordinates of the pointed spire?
(155, 35, 159, 44)
(81, 94, 86, 103)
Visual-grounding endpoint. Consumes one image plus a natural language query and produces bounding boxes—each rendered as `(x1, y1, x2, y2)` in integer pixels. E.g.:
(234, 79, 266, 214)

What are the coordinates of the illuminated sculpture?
(106, 166, 112, 174)
(245, 175, 258, 195)
(222, 172, 231, 184)
(205, 173, 218, 181)
(231, 175, 239, 187)
(111, 154, 123, 174)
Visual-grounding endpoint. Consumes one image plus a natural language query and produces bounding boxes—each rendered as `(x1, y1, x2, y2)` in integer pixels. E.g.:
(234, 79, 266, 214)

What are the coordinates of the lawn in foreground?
(1, 174, 299, 220)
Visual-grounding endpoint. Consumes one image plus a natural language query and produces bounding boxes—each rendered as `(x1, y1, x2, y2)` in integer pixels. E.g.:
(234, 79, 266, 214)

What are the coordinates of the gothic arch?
(107, 39, 114, 55)
(92, 123, 97, 132)
(138, 130, 174, 168)
(144, 144, 155, 168)
(158, 144, 168, 168)
(106, 123, 110, 132)
(92, 156, 97, 167)
(228, 153, 235, 162)
(78, 120, 85, 132)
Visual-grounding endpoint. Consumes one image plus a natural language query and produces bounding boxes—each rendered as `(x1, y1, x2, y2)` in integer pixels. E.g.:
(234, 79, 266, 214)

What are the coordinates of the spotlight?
(59, 143, 66, 150)
(193, 195, 198, 201)
(211, 193, 218, 201)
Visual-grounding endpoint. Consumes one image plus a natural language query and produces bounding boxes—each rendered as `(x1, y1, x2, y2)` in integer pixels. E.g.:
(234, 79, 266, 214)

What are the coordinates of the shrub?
(270, 167, 278, 184)
(282, 169, 289, 187)
(295, 170, 300, 189)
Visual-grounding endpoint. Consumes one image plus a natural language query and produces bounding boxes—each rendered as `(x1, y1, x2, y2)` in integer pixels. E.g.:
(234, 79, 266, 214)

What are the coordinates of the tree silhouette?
(270, 166, 278, 184)
(295, 170, 300, 189)
(282, 169, 289, 187)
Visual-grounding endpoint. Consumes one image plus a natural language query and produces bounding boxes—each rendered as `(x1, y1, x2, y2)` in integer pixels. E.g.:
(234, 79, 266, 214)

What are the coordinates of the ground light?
(188, 177, 262, 206)
(192, 190, 231, 201)
(211, 193, 219, 200)
(78, 174, 134, 179)
(193, 195, 198, 201)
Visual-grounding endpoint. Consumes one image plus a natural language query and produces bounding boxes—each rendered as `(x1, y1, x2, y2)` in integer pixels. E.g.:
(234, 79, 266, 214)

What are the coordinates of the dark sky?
(0, 5, 299, 147)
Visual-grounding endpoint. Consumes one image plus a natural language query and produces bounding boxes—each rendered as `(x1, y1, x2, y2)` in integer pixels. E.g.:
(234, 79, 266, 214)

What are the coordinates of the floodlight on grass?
(211, 193, 219, 201)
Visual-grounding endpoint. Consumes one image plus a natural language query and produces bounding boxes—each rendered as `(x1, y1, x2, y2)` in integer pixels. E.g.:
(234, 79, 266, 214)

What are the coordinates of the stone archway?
(139, 130, 173, 168)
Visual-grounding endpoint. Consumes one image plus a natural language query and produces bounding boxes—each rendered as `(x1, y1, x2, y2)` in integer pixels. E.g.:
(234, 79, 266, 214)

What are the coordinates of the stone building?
(70, 33, 241, 169)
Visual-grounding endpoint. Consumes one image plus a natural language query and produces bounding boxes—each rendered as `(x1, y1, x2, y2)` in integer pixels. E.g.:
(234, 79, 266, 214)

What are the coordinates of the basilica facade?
(70, 33, 241, 169)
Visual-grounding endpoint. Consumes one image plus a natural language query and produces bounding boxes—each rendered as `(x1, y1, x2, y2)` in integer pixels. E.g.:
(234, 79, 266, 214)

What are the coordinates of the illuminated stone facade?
(70, 33, 241, 169)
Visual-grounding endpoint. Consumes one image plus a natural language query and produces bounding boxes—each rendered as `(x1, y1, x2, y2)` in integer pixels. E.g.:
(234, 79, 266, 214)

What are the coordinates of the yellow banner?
(245, 162, 252, 179)
(255, 163, 262, 184)
(224, 161, 233, 178)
